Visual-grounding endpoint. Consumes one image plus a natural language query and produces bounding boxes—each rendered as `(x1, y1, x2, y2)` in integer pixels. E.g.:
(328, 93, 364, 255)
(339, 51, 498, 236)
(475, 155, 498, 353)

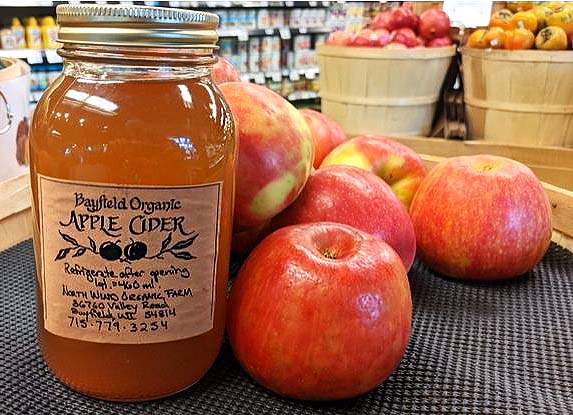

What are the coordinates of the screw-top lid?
(56, 4, 219, 48)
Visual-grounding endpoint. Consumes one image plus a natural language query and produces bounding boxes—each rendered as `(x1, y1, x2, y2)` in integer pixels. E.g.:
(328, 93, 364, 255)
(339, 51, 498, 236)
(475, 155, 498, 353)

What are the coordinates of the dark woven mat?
(1, 240, 572, 415)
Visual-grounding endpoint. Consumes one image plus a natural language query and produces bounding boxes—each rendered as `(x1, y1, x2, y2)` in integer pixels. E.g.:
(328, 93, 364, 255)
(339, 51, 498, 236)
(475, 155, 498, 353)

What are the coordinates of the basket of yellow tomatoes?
(461, 2, 573, 147)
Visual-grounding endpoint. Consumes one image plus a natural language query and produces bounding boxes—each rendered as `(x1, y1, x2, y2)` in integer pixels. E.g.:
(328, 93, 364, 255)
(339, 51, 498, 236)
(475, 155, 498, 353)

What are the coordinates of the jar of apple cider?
(29, 4, 235, 401)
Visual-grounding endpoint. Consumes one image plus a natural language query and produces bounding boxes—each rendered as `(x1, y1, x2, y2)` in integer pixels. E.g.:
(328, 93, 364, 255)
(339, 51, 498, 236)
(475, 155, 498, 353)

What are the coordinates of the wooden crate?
(390, 136, 573, 191)
(461, 48, 573, 147)
(317, 44, 455, 137)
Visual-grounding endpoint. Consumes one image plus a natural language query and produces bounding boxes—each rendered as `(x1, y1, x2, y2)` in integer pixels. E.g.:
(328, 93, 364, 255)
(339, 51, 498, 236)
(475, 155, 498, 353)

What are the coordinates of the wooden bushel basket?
(461, 48, 573, 147)
(317, 44, 455, 137)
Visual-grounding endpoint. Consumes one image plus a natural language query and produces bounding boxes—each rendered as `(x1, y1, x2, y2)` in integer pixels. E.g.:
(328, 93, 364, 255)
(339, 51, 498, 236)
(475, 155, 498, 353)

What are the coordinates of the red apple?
(326, 30, 355, 46)
(212, 56, 241, 85)
(419, 8, 451, 40)
(409, 155, 552, 280)
(271, 165, 416, 270)
(371, 11, 391, 30)
(300, 109, 346, 168)
(227, 222, 412, 400)
(351, 28, 379, 47)
(320, 135, 427, 209)
(392, 28, 420, 47)
(426, 36, 453, 47)
(387, 4, 419, 31)
(374, 28, 392, 47)
(219, 82, 314, 231)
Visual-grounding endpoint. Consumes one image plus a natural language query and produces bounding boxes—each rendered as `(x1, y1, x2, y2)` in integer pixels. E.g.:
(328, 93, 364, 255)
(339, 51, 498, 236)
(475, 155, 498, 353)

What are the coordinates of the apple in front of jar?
(220, 82, 313, 231)
(227, 222, 412, 400)
(409, 155, 552, 280)
(300, 109, 346, 168)
(320, 135, 427, 209)
(271, 165, 416, 270)
(212, 56, 241, 85)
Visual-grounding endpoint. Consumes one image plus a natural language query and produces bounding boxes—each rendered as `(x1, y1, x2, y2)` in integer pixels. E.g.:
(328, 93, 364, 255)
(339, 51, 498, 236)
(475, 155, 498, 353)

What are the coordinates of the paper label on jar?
(37, 174, 221, 344)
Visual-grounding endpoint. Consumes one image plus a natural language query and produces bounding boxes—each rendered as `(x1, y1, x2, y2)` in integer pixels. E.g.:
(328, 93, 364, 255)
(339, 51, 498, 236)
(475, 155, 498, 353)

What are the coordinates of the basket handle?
(0, 89, 14, 135)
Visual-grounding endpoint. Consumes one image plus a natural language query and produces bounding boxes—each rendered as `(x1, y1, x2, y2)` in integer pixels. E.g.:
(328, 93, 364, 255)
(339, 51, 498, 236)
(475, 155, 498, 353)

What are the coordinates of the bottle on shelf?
(11, 18, 26, 49)
(25, 17, 42, 49)
(40, 16, 59, 49)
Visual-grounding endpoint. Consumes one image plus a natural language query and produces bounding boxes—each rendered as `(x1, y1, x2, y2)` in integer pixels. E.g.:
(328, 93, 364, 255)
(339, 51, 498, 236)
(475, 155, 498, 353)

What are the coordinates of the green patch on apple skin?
(376, 155, 405, 185)
(250, 172, 297, 219)
(299, 134, 314, 176)
(390, 176, 418, 208)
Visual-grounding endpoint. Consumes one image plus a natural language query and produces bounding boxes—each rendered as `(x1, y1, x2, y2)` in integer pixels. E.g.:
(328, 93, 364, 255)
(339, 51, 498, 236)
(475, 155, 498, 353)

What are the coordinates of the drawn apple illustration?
(99, 241, 122, 261)
(124, 241, 148, 261)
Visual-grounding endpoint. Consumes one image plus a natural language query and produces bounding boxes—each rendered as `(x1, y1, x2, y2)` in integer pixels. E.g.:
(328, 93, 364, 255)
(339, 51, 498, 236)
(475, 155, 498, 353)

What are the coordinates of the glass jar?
(29, 4, 236, 401)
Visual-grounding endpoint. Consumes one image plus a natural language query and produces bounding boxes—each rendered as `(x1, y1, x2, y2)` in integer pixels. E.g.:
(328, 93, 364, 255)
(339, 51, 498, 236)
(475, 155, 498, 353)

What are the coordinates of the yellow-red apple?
(220, 82, 313, 231)
(320, 135, 427, 209)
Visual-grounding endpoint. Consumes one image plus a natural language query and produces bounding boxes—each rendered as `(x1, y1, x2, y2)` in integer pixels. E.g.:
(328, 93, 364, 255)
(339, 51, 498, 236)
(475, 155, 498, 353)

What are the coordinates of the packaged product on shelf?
(286, 50, 295, 69)
(219, 38, 235, 56)
(25, 17, 42, 49)
(260, 36, 273, 53)
(237, 54, 247, 73)
(40, 16, 59, 49)
(246, 10, 257, 30)
(248, 52, 260, 73)
(236, 10, 247, 29)
(29, 69, 40, 92)
(259, 52, 272, 72)
(281, 77, 294, 97)
(0, 29, 17, 50)
(227, 10, 239, 28)
(248, 37, 260, 54)
(293, 34, 312, 51)
(290, 9, 302, 28)
(218, 10, 228, 29)
(11, 18, 26, 49)
(317, 9, 327, 27)
(258, 9, 270, 29)
(47, 68, 60, 84)
(293, 50, 313, 69)
(271, 52, 281, 72)
(269, 10, 286, 28)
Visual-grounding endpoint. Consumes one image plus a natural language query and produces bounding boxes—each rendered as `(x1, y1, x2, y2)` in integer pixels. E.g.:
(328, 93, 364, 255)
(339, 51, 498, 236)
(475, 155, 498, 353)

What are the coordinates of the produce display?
(215, 31, 552, 402)
(326, 4, 452, 49)
(467, 2, 573, 50)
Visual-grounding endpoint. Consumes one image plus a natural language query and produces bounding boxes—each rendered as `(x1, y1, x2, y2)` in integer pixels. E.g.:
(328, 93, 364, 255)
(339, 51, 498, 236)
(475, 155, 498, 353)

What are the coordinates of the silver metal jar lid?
(56, 4, 219, 48)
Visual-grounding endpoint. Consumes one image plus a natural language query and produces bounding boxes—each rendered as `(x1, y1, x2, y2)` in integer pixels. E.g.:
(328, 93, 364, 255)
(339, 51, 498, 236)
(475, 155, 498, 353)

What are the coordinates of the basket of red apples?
(327, 4, 453, 49)
(317, 5, 456, 137)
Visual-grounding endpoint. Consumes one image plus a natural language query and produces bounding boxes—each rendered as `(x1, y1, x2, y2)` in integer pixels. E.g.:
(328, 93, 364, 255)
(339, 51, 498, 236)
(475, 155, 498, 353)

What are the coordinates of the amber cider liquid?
(30, 70, 235, 400)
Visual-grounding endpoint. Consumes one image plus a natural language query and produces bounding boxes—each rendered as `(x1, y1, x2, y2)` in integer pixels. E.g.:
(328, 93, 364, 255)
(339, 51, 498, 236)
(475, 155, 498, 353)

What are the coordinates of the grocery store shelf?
(240, 66, 319, 83)
(287, 90, 319, 101)
(0, 48, 61, 64)
(219, 26, 330, 39)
